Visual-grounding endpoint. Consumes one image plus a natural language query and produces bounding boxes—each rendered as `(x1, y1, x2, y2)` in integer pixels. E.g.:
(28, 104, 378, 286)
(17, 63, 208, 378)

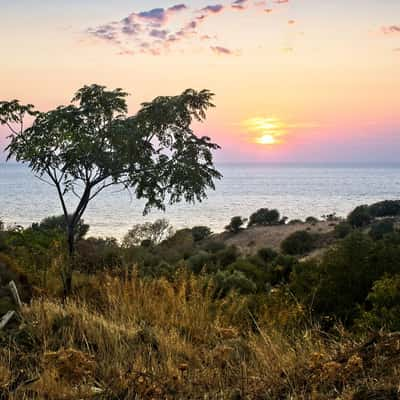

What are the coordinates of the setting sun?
(243, 117, 286, 145)
(256, 134, 277, 145)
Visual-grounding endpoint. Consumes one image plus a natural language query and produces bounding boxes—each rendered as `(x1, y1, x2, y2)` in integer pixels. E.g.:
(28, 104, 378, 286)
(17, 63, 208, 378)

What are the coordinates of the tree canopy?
(0, 84, 221, 294)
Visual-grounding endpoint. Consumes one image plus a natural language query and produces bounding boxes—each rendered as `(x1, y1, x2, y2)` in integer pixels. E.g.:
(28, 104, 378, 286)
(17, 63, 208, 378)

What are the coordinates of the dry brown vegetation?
(0, 271, 399, 399)
(219, 221, 338, 255)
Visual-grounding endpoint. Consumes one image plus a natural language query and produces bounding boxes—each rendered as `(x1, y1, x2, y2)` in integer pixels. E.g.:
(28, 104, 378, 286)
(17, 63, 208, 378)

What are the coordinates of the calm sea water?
(1, 163, 400, 239)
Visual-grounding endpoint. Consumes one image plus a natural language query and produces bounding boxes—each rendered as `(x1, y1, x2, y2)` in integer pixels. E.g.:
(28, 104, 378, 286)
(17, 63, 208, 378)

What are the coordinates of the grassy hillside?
(1, 272, 400, 399)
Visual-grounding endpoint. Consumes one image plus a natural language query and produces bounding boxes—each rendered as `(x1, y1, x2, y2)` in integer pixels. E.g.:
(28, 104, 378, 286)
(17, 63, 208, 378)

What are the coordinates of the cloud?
(232, 0, 249, 10)
(211, 45, 234, 55)
(200, 4, 225, 14)
(85, 0, 295, 56)
(382, 25, 400, 34)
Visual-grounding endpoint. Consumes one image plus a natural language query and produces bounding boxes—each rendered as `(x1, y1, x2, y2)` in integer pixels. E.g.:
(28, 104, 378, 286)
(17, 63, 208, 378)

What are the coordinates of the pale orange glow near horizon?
(1, 0, 400, 163)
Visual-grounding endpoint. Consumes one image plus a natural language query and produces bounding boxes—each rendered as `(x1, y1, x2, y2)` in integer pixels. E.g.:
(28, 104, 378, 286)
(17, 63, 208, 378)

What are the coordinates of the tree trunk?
(63, 225, 75, 297)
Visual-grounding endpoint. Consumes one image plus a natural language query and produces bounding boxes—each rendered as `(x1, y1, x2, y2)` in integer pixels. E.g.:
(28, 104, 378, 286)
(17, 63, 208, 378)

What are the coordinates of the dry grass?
(0, 272, 399, 399)
(219, 221, 338, 255)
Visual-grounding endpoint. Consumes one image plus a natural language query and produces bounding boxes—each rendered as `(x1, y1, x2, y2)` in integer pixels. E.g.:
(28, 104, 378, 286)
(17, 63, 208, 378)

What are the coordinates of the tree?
(191, 226, 212, 242)
(347, 205, 372, 228)
(122, 219, 173, 247)
(248, 208, 280, 227)
(1, 84, 221, 295)
(281, 230, 317, 255)
(33, 215, 89, 241)
(225, 216, 246, 233)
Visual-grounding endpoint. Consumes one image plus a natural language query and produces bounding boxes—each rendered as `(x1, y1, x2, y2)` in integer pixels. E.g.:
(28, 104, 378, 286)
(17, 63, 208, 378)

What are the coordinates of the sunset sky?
(1, 0, 400, 163)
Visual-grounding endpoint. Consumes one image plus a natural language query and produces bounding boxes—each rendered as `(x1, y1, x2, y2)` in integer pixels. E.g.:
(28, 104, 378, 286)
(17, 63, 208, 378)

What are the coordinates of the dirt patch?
(217, 221, 338, 255)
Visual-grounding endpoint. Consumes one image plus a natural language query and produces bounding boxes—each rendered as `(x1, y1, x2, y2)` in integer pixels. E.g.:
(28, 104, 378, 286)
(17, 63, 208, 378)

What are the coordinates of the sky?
(1, 0, 400, 163)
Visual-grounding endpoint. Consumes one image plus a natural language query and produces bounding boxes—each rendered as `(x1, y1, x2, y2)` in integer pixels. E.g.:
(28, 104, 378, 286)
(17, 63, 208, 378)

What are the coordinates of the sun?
(256, 134, 276, 145)
(243, 117, 285, 145)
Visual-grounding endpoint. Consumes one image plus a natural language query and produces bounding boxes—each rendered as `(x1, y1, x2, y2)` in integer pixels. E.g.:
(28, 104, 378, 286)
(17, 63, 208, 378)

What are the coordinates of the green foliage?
(288, 219, 303, 225)
(334, 222, 353, 239)
(191, 226, 212, 242)
(213, 270, 257, 295)
(368, 200, 400, 218)
(305, 216, 319, 224)
(290, 232, 400, 324)
(248, 208, 280, 227)
(1, 84, 221, 294)
(33, 215, 89, 241)
(214, 245, 239, 268)
(228, 259, 267, 290)
(257, 247, 278, 263)
(369, 219, 395, 240)
(76, 237, 122, 273)
(347, 205, 372, 227)
(187, 251, 214, 273)
(357, 274, 400, 331)
(122, 219, 173, 247)
(225, 216, 247, 233)
(201, 240, 226, 254)
(281, 230, 317, 255)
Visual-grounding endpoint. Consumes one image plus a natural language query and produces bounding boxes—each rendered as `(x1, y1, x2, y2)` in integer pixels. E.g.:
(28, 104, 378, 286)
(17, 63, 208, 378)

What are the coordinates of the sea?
(1, 163, 400, 240)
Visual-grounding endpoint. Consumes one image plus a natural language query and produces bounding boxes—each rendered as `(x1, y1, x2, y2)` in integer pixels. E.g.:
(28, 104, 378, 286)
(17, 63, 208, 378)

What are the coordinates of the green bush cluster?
(2, 205, 400, 333)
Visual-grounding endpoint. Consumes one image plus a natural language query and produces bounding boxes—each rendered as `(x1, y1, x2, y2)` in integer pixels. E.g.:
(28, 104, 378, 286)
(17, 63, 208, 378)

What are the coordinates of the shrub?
(76, 237, 122, 273)
(225, 216, 246, 233)
(191, 226, 212, 242)
(290, 232, 400, 324)
(33, 215, 89, 240)
(305, 216, 319, 224)
(201, 240, 226, 254)
(122, 219, 173, 247)
(215, 245, 239, 268)
(213, 270, 257, 295)
(228, 259, 266, 289)
(357, 274, 400, 332)
(187, 251, 213, 274)
(257, 247, 278, 263)
(248, 208, 280, 227)
(347, 205, 372, 228)
(281, 230, 316, 255)
(368, 200, 400, 218)
(334, 222, 353, 239)
(288, 219, 303, 225)
(369, 220, 395, 240)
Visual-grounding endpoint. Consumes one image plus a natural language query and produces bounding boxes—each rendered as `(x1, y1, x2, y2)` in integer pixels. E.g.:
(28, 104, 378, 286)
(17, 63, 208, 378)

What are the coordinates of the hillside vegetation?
(1, 200, 400, 399)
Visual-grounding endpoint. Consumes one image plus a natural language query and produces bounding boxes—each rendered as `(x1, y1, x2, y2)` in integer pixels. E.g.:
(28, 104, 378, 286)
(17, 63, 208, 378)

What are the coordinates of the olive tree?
(0, 84, 221, 295)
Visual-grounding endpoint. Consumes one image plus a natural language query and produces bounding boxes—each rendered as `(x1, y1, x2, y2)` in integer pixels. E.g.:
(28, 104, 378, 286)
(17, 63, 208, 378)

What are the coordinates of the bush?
(369, 220, 395, 240)
(213, 270, 257, 295)
(334, 222, 353, 239)
(215, 245, 239, 268)
(248, 208, 280, 227)
(257, 247, 278, 263)
(288, 219, 303, 225)
(201, 240, 226, 254)
(76, 237, 122, 273)
(225, 216, 246, 233)
(191, 226, 212, 242)
(368, 200, 400, 218)
(281, 230, 316, 255)
(187, 251, 213, 274)
(357, 274, 400, 331)
(290, 232, 400, 324)
(228, 259, 267, 290)
(347, 205, 372, 228)
(305, 216, 319, 224)
(122, 219, 173, 247)
(34, 215, 89, 240)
